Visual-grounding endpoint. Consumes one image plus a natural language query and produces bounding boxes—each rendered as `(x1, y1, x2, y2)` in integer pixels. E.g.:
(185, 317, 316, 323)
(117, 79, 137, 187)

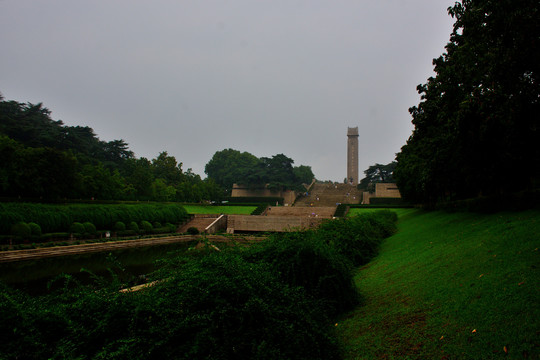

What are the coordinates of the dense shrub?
(251, 204, 268, 215)
(186, 226, 199, 235)
(140, 220, 153, 233)
(152, 227, 172, 235)
(28, 222, 42, 237)
(368, 197, 404, 205)
(0, 208, 399, 359)
(152, 221, 162, 228)
(128, 221, 139, 233)
(146, 252, 340, 359)
(82, 222, 96, 235)
(333, 204, 348, 217)
(39, 232, 70, 241)
(0, 253, 340, 359)
(11, 222, 31, 240)
(69, 222, 85, 235)
(244, 231, 359, 315)
(113, 221, 126, 232)
(165, 223, 176, 233)
(116, 230, 137, 237)
(317, 210, 397, 266)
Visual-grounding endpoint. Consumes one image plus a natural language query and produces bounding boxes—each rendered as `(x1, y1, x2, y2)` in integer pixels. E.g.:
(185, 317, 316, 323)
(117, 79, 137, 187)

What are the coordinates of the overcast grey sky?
(1, 0, 454, 182)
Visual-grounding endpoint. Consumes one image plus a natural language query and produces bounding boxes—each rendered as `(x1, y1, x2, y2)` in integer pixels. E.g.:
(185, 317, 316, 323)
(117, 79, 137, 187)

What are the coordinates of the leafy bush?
(39, 232, 70, 241)
(152, 221, 162, 228)
(11, 222, 31, 240)
(69, 222, 85, 235)
(0, 252, 340, 359)
(317, 210, 397, 266)
(113, 221, 126, 232)
(147, 252, 340, 359)
(186, 226, 199, 235)
(128, 221, 139, 233)
(165, 223, 176, 232)
(82, 222, 96, 235)
(28, 222, 42, 237)
(140, 220, 153, 233)
(333, 204, 348, 217)
(251, 204, 268, 215)
(244, 231, 358, 315)
(116, 230, 137, 237)
(369, 197, 405, 205)
(152, 227, 172, 235)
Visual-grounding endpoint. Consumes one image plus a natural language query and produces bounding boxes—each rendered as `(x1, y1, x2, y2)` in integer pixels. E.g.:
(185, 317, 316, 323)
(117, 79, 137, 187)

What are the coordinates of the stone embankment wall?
(227, 215, 325, 233)
(362, 183, 402, 204)
(230, 184, 297, 205)
(205, 214, 227, 234)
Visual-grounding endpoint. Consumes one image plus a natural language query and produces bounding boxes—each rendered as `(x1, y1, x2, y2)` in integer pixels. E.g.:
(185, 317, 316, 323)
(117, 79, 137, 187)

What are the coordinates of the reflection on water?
(0, 242, 194, 296)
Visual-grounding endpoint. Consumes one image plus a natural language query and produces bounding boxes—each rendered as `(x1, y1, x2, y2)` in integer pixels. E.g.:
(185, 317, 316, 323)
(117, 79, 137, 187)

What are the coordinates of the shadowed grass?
(337, 209, 539, 359)
(347, 207, 417, 218)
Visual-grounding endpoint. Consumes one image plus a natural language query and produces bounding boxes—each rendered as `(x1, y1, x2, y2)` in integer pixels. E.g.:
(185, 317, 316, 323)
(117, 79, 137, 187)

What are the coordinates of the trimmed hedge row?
(368, 197, 406, 205)
(0, 203, 189, 234)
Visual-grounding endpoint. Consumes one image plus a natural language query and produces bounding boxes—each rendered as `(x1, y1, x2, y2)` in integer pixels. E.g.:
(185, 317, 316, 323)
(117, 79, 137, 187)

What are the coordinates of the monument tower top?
(347, 127, 359, 185)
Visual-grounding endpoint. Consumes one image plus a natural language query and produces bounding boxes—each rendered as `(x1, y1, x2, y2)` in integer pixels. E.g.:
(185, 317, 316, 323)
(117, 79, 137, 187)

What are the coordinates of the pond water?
(0, 241, 195, 295)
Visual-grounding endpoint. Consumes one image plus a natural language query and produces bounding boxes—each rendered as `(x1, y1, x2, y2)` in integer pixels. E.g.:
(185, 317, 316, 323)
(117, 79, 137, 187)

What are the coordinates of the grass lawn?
(347, 207, 417, 218)
(337, 209, 539, 359)
(182, 205, 257, 215)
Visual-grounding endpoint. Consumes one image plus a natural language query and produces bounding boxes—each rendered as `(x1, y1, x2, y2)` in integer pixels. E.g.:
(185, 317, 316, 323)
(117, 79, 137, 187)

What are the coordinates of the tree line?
(0, 96, 221, 202)
(0, 95, 314, 202)
(394, 0, 539, 206)
(204, 148, 314, 193)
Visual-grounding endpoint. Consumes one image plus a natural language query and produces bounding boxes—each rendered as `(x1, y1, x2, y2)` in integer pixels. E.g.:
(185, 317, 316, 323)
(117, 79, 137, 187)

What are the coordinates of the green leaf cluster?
(205, 148, 314, 192)
(0, 211, 397, 359)
(394, 0, 540, 205)
(0, 97, 224, 202)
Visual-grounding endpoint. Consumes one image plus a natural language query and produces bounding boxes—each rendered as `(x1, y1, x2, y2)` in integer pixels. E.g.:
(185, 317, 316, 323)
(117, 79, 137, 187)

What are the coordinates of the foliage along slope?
(337, 209, 539, 359)
(0, 211, 397, 359)
(394, 0, 539, 205)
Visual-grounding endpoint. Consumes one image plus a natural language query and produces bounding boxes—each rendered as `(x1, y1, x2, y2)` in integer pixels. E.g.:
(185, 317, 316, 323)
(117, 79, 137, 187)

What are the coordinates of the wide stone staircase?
(264, 206, 336, 218)
(294, 183, 362, 207)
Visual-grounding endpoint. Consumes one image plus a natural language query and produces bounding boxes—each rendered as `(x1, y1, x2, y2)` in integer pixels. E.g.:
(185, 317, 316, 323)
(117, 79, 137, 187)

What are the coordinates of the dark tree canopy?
(394, 0, 540, 205)
(358, 162, 396, 191)
(0, 96, 224, 202)
(204, 149, 261, 190)
(205, 149, 314, 192)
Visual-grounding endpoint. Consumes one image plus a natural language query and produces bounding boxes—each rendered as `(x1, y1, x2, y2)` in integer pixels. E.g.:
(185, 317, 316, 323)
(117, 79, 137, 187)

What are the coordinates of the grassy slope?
(338, 209, 539, 359)
(181, 205, 256, 214)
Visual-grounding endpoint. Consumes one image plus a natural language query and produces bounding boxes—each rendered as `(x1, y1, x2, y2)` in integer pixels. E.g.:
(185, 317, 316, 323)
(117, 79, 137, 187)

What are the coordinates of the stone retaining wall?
(227, 215, 325, 233)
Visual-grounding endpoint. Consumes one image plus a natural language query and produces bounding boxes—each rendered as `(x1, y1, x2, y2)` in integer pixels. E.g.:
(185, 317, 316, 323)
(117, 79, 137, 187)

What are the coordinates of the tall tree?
(293, 165, 315, 185)
(394, 0, 540, 204)
(152, 151, 184, 186)
(358, 162, 396, 191)
(205, 149, 261, 191)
